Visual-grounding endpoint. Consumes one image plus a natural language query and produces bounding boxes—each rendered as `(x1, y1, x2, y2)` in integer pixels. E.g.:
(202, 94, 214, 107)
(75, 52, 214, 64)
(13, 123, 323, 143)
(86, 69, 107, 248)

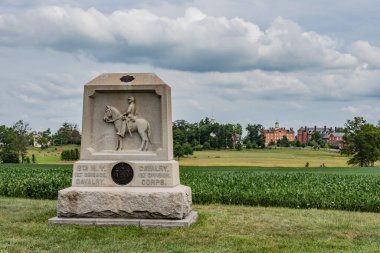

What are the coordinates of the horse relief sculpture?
(103, 96, 151, 151)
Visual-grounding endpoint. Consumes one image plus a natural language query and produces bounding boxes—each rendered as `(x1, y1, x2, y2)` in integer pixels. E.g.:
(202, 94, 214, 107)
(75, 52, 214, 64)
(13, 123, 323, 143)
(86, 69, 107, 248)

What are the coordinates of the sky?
(1, 0, 380, 132)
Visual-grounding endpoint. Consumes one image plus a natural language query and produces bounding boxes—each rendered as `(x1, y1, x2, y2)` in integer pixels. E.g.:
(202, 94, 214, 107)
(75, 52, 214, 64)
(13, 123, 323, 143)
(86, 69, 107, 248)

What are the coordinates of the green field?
(1, 197, 380, 253)
(179, 148, 352, 167)
(1, 164, 380, 212)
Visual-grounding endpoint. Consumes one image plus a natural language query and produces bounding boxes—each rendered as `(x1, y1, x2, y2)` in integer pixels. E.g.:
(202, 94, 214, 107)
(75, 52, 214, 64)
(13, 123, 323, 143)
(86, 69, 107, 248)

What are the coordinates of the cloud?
(0, 6, 359, 72)
(342, 105, 380, 120)
(351, 41, 380, 69)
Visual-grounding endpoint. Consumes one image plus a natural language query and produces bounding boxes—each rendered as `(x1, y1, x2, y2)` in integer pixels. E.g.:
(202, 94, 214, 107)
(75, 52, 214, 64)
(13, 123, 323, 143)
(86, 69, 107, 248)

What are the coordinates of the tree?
(53, 122, 81, 145)
(277, 135, 290, 147)
(183, 142, 193, 156)
(341, 117, 367, 156)
(35, 128, 52, 148)
(244, 124, 265, 148)
(12, 120, 31, 162)
(309, 131, 324, 147)
(0, 125, 19, 163)
(173, 142, 184, 160)
(347, 124, 380, 167)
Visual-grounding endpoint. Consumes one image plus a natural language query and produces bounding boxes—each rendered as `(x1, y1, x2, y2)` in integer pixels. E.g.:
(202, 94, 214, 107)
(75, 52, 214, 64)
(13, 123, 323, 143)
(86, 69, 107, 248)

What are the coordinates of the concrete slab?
(49, 211, 198, 228)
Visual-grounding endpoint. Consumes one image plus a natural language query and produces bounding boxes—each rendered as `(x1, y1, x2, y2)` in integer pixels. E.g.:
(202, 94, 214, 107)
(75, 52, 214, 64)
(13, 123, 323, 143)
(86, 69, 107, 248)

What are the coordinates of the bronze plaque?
(111, 162, 134, 185)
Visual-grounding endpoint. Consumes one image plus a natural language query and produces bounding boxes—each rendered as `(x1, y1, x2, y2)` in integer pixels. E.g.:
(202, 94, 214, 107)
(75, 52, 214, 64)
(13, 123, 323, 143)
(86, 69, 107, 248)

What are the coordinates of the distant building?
(328, 132, 345, 149)
(263, 122, 295, 145)
(297, 126, 345, 148)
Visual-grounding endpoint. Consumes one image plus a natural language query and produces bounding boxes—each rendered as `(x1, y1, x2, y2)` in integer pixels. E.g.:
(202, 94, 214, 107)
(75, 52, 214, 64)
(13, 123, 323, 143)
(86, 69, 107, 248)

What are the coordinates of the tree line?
(1, 116, 380, 167)
(0, 121, 81, 163)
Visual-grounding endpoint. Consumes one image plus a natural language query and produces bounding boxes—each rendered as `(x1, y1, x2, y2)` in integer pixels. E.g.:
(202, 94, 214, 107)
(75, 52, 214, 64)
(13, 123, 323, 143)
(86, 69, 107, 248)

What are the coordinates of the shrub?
(193, 144, 203, 151)
(0, 151, 20, 163)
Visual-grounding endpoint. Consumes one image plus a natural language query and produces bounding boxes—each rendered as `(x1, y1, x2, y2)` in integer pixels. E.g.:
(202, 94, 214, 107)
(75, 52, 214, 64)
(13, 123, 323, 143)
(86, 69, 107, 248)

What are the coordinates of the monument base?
(56, 185, 192, 220)
(48, 211, 198, 228)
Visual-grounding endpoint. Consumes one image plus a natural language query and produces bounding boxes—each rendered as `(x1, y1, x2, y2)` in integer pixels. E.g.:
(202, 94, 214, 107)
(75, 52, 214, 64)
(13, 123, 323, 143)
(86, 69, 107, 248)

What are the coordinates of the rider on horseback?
(118, 96, 137, 137)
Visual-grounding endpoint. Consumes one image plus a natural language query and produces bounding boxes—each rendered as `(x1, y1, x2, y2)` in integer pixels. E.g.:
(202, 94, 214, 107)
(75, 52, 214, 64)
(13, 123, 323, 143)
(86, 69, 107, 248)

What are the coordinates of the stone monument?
(49, 73, 197, 227)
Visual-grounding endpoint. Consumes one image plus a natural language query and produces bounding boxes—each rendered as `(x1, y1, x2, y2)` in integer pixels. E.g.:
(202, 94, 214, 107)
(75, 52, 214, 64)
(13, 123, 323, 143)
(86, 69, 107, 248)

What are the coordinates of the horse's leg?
(119, 136, 123, 150)
(116, 137, 120, 151)
(141, 133, 149, 151)
(139, 133, 145, 151)
(137, 126, 147, 151)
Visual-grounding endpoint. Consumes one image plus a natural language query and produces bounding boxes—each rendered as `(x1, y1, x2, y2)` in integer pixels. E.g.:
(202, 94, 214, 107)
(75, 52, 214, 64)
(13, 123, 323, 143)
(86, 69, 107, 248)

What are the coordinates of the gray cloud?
(0, 6, 361, 72)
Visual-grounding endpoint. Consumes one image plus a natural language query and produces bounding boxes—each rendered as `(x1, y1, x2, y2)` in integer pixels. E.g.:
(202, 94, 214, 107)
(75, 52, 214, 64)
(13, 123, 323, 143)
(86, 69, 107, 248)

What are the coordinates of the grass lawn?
(179, 148, 352, 167)
(1, 197, 380, 253)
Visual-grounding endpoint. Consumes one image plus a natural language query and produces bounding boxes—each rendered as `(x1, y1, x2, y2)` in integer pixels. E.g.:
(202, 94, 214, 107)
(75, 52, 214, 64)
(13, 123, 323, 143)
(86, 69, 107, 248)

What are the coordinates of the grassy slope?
(27, 145, 80, 164)
(178, 148, 351, 167)
(1, 197, 380, 253)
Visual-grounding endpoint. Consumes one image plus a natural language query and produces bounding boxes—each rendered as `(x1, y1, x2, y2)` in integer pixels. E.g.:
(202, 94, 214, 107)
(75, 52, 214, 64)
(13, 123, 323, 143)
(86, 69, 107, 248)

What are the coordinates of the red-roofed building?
(263, 122, 295, 145)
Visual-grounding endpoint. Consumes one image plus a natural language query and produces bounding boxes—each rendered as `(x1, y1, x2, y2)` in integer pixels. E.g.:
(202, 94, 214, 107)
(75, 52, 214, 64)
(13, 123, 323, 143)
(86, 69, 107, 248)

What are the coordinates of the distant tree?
(309, 132, 324, 147)
(173, 142, 185, 160)
(235, 142, 243, 151)
(182, 142, 193, 156)
(308, 140, 318, 149)
(203, 141, 211, 150)
(0, 125, 19, 163)
(277, 135, 290, 147)
(53, 122, 81, 145)
(32, 154, 36, 163)
(342, 117, 367, 156)
(245, 140, 253, 149)
(35, 128, 52, 148)
(193, 144, 203, 151)
(12, 120, 31, 162)
(244, 124, 265, 148)
(346, 124, 380, 167)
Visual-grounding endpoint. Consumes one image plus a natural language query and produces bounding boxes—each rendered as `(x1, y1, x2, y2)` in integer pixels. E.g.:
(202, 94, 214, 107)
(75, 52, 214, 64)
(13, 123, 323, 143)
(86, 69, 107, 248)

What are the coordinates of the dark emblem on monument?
(120, 75, 135, 83)
(111, 162, 134, 185)
(103, 96, 151, 151)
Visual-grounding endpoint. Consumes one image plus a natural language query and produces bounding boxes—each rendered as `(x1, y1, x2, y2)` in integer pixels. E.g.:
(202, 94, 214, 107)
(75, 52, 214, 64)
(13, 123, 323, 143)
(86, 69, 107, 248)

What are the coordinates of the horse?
(103, 105, 151, 151)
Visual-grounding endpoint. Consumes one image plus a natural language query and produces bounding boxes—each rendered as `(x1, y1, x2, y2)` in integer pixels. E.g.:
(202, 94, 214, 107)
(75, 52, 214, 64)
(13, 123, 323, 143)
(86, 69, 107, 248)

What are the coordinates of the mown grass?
(1, 197, 380, 253)
(179, 148, 352, 167)
(26, 146, 351, 167)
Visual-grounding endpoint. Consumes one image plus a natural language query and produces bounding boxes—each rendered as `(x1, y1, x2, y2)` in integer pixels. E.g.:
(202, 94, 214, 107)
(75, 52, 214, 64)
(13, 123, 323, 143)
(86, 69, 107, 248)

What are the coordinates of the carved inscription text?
(75, 165, 107, 186)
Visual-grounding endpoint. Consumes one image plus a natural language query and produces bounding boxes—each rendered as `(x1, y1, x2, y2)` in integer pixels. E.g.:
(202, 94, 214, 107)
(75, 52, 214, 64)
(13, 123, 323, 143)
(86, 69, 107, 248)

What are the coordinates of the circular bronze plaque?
(111, 162, 134, 185)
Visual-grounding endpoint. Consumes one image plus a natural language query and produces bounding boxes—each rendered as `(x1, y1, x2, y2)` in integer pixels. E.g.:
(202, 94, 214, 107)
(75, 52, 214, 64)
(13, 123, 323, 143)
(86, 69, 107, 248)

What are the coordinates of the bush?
(60, 149, 80, 161)
(203, 141, 211, 150)
(193, 144, 203, 151)
(183, 142, 193, 156)
(0, 151, 20, 163)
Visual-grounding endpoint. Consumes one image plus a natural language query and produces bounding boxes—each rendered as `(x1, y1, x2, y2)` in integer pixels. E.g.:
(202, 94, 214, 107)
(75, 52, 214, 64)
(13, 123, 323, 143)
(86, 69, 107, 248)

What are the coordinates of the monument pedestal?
(55, 185, 192, 219)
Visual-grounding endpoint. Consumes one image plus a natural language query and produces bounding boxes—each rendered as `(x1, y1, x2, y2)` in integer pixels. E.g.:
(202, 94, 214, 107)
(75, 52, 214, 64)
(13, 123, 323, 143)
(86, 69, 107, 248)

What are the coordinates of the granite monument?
(49, 73, 197, 227)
